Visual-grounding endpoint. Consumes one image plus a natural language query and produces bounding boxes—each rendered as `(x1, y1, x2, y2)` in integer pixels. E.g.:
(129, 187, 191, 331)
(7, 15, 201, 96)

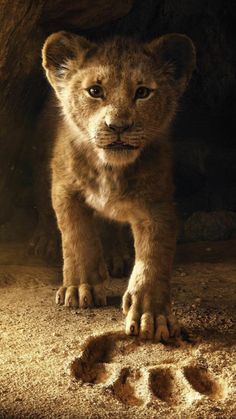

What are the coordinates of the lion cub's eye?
(88, 85, 104, 99)
(135, 86, 153, 100)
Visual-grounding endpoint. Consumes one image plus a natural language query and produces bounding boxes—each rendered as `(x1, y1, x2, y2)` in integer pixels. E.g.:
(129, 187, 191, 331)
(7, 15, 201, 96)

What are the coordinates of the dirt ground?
(0, 240, 235, 419)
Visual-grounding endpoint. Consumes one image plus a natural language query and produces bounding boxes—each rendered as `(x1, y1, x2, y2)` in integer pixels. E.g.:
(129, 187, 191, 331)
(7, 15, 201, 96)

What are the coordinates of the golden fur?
(42, 32, 195, 340)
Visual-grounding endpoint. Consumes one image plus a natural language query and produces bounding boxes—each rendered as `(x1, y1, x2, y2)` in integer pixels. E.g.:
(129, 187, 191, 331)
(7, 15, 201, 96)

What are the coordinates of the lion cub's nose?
(106, 122, 133, 133)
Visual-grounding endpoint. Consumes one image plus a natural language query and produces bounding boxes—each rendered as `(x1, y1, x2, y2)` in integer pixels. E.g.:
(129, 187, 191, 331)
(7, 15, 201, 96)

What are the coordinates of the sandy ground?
(0, 240, 235, 419)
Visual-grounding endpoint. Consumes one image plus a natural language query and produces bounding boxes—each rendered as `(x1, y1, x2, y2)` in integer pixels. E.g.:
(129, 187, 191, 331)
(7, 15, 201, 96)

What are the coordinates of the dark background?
(0, 0, 236, 243)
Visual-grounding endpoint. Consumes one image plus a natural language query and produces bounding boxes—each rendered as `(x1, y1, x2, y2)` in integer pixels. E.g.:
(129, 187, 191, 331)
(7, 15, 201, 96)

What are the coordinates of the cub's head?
(42, 32, 195, 167)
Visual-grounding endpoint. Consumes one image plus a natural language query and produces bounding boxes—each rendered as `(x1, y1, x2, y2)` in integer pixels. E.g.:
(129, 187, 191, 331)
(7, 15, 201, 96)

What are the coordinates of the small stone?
(111, 317, 117, 321)
(67, 384, 76, 391)
(180, 272, 187, 277)
(145, 401, 155, 408)
(206, 247, 212, 252)
(52, 332, 60, 337)
(87, 312, 96, 318)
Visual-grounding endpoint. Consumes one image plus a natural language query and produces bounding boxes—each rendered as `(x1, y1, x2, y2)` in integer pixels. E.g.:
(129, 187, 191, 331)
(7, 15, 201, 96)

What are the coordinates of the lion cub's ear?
(42, 31, 95, 94)
(147, 33, 196, 95)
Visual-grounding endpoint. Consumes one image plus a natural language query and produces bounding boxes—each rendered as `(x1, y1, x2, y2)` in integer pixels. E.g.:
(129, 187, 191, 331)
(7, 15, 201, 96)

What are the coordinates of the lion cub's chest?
(82, 169, 130, 221)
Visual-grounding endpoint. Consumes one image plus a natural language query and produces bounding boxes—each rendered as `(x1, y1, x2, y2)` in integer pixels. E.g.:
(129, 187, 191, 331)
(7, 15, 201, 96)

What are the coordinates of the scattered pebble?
(66, 384, 76, 391)
(111, 317, 117, 321)
(88, 312, 96, 317)
(50, 346, 58, 353)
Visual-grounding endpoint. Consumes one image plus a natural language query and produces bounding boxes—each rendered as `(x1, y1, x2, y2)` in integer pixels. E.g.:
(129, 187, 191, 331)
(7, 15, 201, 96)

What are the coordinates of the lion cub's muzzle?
(102, 121, 138, 150)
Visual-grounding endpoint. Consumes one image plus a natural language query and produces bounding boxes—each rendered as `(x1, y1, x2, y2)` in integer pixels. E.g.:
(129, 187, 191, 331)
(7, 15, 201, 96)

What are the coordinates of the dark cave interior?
(0, 0, 236, 244)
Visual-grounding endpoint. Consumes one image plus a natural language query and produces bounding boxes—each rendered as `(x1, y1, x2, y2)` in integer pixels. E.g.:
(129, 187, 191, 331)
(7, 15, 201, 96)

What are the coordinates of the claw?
(55, 287, 66, 306)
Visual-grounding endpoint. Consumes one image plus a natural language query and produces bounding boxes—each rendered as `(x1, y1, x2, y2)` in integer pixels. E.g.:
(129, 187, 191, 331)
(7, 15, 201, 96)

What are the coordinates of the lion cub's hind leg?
(97, 218, 134, 278)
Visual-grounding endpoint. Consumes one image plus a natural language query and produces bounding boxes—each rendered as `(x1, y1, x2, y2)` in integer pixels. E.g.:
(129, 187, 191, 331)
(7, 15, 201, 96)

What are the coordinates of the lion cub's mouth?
(102, 141, 139, 151)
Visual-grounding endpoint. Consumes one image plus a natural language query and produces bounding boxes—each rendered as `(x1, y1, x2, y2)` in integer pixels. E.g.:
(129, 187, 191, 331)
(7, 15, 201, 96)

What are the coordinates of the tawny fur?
(41, 32, 195, 340)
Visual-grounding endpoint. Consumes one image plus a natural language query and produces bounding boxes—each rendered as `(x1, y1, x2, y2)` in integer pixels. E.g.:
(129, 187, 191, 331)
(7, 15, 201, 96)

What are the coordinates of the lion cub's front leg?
(123, 204, 180, 341)
(52, 186, 108, 309)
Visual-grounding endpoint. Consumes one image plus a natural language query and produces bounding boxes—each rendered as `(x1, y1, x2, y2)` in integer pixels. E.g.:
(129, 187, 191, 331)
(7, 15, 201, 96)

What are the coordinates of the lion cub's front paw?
(122, 289, 180, 341)
(56, 283, 107, 309)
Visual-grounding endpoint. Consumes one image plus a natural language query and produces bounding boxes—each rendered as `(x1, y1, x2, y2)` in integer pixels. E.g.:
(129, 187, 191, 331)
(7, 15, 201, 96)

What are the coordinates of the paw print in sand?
(69, 332, 226, 407)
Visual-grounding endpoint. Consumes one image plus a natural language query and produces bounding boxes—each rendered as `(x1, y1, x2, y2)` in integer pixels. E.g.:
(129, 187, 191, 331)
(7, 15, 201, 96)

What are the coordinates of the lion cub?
(42, 32, 195, 340)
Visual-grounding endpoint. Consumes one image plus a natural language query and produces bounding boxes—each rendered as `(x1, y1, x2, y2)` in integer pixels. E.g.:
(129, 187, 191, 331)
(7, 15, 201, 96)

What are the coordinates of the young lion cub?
(42, 32, 195, 341)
